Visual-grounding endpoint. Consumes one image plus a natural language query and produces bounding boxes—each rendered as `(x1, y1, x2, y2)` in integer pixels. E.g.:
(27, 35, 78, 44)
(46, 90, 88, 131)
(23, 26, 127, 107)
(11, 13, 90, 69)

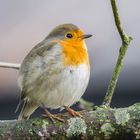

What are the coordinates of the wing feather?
(18, 40, 62, 99)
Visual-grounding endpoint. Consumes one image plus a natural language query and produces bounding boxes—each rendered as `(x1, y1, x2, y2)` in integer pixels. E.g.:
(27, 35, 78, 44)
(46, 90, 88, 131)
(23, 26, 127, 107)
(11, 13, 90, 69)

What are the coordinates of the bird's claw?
(42, 113, 64, 122)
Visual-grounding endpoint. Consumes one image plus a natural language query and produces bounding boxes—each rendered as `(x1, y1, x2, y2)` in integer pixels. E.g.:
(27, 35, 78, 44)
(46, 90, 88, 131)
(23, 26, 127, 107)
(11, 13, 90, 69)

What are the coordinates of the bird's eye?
(66, 33, 73, 39)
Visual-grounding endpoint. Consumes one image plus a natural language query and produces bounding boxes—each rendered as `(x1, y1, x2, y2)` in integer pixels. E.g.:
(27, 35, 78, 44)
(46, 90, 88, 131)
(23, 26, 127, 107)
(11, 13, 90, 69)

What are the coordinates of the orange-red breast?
(17, 23, 92, 121)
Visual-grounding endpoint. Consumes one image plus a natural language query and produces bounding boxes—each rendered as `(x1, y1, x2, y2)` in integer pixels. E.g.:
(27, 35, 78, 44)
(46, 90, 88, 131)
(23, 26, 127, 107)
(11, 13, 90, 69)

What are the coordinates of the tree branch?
(0, 103, 140, 139)
(0, 62, 20, 70)
(102, 0, 132, 106)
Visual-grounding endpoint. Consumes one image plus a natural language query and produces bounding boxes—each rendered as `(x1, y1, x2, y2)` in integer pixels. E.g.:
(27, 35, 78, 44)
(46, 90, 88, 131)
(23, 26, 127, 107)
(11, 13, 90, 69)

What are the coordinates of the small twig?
(0, 62, 20, 70)
(102, 0, 132, 106)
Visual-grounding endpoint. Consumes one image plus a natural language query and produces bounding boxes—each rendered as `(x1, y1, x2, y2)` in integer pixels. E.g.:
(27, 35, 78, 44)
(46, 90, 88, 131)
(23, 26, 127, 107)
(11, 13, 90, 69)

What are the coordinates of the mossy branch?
(102, 0, 132, 106)
(1, 103, 140, 139)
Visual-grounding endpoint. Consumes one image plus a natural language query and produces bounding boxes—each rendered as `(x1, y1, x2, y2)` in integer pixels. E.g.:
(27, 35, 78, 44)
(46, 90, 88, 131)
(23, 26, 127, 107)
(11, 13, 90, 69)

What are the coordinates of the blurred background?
(0, 0, 140, 120)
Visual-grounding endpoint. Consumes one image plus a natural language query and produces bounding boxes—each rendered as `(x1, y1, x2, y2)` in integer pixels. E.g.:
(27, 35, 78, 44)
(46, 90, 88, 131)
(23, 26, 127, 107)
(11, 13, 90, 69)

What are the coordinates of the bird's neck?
(59, 40, 89, 67)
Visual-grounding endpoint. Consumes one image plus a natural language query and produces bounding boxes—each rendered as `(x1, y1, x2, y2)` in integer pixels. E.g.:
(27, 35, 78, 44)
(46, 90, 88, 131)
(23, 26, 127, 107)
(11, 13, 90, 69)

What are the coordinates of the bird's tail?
(18, 99, 38, 120)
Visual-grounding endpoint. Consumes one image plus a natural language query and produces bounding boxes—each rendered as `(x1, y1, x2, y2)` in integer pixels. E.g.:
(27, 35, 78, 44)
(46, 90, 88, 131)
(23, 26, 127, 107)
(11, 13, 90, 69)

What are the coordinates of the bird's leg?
(64, 106, 83, 118)
(41, 104, 64, 122)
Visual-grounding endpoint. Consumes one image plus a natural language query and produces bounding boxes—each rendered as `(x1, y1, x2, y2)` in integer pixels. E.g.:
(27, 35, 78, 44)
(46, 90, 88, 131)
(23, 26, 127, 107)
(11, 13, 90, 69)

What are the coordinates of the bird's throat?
(59, 40, 89, 67)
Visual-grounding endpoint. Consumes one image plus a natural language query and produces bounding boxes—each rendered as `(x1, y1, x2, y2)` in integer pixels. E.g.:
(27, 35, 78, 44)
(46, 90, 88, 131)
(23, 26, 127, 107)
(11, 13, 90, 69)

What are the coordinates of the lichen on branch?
(1, 103, 140, 139)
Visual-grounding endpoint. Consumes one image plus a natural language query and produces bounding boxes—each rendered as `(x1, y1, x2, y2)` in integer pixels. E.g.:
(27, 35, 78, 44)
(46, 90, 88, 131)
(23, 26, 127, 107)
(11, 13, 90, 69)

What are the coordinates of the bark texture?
(0, 103, 140, 140)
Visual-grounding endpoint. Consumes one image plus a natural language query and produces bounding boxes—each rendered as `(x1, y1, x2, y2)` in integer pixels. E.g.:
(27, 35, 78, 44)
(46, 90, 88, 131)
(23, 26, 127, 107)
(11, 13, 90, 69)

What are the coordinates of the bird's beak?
(80, 34, 92, 39)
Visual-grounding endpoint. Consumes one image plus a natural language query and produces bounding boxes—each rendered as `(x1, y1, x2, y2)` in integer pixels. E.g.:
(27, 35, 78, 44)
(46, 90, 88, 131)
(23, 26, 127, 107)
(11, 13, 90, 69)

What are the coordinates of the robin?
(17, 23, 92, 122)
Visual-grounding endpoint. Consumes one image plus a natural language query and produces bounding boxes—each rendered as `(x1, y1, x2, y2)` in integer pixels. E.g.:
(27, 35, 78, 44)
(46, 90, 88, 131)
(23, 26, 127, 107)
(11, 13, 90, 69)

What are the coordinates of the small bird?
(17, 23, 92, 121)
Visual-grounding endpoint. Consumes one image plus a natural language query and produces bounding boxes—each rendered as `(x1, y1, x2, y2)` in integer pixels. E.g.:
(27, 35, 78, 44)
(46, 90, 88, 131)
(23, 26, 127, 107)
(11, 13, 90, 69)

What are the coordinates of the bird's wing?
(18, 40, 62, 100)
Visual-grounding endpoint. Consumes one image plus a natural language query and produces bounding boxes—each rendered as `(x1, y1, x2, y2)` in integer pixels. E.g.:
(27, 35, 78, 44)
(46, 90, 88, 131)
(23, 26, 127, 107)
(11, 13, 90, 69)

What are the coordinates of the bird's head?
(46, 23, 92, 43)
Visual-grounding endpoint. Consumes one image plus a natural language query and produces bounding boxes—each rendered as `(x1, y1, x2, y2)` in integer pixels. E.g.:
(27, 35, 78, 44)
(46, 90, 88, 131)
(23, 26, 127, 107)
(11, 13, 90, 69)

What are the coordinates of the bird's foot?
(64, 106, 83, 118)
(42, 109, 64, 122)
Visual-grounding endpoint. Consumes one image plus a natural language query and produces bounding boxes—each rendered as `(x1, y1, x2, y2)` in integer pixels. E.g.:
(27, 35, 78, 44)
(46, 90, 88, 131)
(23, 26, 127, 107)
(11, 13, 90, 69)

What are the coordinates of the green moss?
(101, 123, 115, 139)
(28, 128, 33, 135)
(134, 122, 140, 139)
(51, 130, 57, 135)
(15, 123, 24, 133)
(66, 117, 87, 137)
(88, 126, 94, 136)
(128, 103, 140, 120)
(31, 118, 48, 126)
(42, 119, 49, 129)
(114, 109, 130, 126)
(95, 106, 110, 123)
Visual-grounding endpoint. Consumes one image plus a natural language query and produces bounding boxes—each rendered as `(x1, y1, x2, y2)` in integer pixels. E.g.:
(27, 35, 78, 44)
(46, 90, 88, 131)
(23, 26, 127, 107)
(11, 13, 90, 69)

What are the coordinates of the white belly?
(30, 63, 90, 109)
